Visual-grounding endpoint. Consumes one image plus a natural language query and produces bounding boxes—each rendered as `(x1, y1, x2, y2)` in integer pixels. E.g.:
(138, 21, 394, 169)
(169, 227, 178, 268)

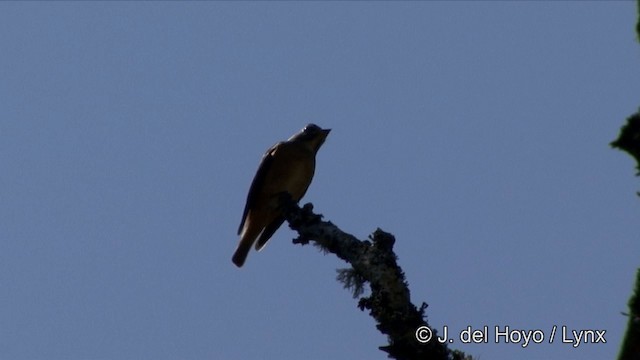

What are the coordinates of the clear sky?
(1, 2, 639, 360)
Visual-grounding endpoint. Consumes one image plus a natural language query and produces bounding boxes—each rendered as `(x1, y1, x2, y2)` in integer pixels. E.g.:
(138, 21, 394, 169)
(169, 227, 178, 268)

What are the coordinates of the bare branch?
(279, 194, 465, 360)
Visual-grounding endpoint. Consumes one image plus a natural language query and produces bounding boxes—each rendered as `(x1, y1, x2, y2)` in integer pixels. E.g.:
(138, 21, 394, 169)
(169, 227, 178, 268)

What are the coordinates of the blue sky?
(1, 2, 639, 360)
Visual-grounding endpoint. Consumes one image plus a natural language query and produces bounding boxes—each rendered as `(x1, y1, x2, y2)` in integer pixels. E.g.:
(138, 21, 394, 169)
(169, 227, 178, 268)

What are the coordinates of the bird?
(232, 124, 331, 267)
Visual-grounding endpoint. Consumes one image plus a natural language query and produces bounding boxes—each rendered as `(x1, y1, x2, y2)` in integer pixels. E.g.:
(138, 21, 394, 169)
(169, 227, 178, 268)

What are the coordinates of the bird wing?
(237, 142, 281, 235)
(254, 215, 285, 251)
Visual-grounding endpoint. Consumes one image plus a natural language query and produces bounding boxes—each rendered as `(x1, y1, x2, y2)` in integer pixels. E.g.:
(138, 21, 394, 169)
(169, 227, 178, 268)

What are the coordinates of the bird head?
(289, 123, 331, 153)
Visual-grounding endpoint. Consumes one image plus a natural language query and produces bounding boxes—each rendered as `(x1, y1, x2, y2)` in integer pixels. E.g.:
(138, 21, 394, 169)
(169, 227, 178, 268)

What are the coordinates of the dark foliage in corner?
(637, 0, 640, 40)
(618, 269, 640, 360)
(615, 5, 640, 359)
(612, 111, 640, 177)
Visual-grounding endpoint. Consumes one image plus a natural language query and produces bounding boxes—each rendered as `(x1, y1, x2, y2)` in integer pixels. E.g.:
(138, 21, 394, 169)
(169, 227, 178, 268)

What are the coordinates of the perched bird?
(232, 124, 331, 267)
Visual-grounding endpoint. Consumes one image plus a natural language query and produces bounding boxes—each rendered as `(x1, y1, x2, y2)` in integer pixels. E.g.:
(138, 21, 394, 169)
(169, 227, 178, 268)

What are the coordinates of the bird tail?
(232, 239, 252, 268)
(232, 224, 262, 267)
